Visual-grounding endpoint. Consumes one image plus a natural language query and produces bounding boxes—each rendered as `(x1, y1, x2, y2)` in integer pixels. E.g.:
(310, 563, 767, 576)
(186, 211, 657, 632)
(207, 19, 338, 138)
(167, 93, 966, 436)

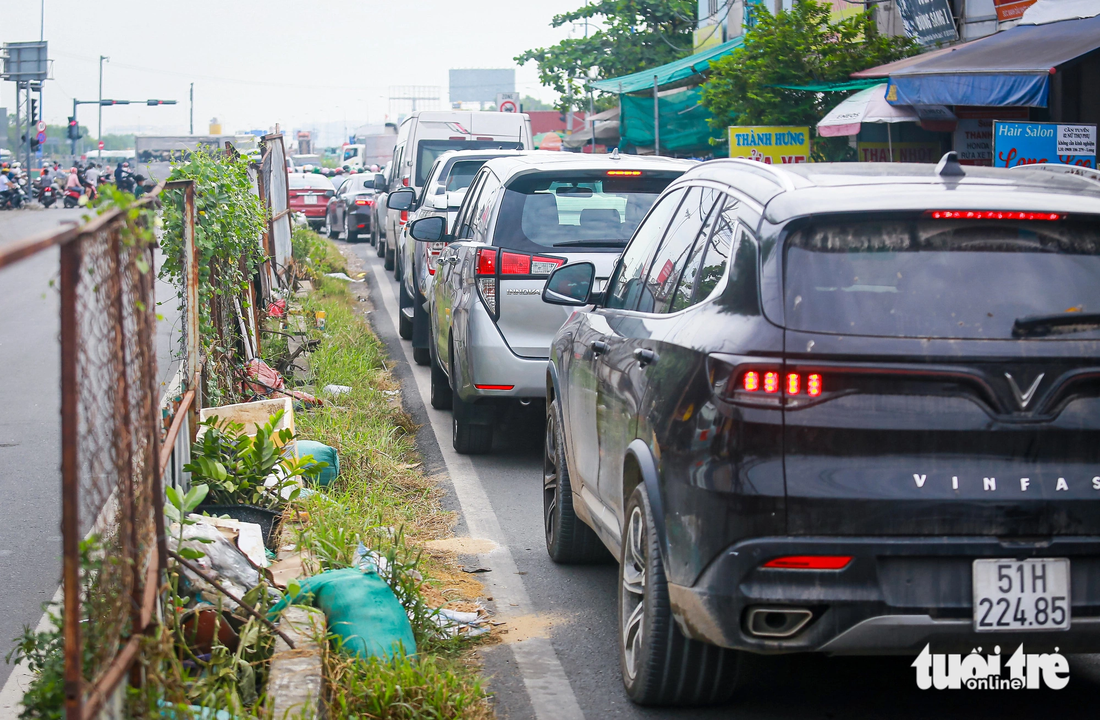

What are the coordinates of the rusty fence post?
(59, 238, 83, 720)
(181, 180, 202, 421)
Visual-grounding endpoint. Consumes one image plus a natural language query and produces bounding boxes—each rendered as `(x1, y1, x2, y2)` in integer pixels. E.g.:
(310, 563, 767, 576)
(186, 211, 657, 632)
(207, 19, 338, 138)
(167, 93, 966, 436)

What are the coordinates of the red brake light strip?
(763, 556, 851, 570)
(926, 210, 1062, 221)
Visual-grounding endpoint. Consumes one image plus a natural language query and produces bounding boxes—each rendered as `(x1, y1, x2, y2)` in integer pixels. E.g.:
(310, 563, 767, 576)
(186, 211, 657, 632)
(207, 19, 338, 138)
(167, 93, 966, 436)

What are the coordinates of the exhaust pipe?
(746, 607, 813, 638)
(519, 399, 532, 407)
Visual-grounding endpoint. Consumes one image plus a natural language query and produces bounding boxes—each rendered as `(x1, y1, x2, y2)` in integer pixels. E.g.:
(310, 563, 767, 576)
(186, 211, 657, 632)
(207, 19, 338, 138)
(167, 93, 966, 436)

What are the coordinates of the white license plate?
(304, 195, 317, 204)
(973, 558, 1070, 632)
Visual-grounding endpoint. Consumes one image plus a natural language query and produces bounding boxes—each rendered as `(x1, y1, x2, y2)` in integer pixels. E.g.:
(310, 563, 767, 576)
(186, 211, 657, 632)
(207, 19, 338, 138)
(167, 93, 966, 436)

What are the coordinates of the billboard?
(727, 126, 810, 164)
(992, 121, 1097, 169)
(896, 0, 957, 47)
(449, 69, 515, 104)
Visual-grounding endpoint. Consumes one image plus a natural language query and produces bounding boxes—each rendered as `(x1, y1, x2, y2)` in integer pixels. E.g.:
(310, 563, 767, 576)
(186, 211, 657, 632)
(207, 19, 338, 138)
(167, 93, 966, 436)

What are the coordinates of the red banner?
(993, 0, 1037, 22)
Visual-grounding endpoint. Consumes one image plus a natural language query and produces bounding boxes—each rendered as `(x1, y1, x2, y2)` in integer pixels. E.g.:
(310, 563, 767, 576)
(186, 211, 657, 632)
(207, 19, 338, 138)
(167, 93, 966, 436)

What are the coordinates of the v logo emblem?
(1004, 372, 1044, 410)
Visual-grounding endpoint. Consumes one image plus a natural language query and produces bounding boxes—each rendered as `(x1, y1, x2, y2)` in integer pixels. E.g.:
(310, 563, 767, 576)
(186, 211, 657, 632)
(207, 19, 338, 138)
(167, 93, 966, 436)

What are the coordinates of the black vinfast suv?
(539, 156, 1100, 706)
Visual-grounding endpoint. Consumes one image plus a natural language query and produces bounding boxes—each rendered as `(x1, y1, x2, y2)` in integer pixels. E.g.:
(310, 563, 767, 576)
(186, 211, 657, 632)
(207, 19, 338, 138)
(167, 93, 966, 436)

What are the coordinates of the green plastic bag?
(270, 568, 415, 659)
(297, 440, 339, 486)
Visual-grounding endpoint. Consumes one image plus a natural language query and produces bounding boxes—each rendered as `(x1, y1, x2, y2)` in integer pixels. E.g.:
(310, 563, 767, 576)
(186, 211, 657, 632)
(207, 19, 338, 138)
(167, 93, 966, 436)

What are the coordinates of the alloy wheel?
(543, 410, 560, 547)
(621, 505, 647, 681)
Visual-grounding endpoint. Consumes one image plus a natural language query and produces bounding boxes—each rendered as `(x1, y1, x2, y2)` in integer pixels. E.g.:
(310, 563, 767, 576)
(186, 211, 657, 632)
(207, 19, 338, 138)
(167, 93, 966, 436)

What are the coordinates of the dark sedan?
(540, 156, 1100, 706)
(324, 174, 376, 242)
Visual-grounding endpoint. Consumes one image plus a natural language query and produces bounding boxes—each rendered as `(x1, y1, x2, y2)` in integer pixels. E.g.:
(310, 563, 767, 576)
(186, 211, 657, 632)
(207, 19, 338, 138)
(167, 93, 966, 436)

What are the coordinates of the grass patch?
(281, 248, 492, 718)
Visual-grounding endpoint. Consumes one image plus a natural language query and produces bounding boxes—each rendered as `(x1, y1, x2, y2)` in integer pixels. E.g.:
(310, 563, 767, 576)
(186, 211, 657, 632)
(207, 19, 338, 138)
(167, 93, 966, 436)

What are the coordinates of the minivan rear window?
(783, 218, 1100, 339)
(416, 140, 523, 186)
(492, 171, 677, 253)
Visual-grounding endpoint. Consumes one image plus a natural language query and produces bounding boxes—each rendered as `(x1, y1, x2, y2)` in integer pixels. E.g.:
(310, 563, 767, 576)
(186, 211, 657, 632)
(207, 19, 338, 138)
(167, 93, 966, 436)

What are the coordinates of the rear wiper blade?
(1012, 312, 1100, 338)
(551, 240, 626, 248)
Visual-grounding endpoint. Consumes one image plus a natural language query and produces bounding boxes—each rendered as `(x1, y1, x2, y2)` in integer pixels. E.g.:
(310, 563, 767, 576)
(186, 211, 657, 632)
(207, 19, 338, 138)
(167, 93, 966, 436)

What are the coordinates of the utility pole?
(189, 82, 194, 134)
(40, 0, 44, 40)
(98, 55, 108, 159)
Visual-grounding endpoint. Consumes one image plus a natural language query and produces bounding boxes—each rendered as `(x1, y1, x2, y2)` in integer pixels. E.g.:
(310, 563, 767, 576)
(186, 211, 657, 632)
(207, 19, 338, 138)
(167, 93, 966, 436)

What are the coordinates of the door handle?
(591, 340, 609, 355)
(633, 348, 658, 366)
(445, 256, 459, 265)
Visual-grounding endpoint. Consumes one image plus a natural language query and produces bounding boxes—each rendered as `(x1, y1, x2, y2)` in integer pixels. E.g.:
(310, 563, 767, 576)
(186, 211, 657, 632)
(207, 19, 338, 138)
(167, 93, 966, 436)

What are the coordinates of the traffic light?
(68, 117, 80, 141)
(146, 99, 177, 106)
(30, 98, 37, 122)
(30, 135, 39, 151)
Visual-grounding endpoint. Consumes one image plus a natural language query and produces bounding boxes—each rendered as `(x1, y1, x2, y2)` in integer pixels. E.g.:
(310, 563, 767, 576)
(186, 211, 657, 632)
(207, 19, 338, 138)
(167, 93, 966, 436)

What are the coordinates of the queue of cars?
(371, 137, 1100, 707)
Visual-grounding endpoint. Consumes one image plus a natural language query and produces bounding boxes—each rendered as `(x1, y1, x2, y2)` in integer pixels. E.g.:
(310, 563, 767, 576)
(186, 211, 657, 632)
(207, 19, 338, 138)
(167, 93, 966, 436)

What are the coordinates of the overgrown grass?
(283, 260, 491, 717)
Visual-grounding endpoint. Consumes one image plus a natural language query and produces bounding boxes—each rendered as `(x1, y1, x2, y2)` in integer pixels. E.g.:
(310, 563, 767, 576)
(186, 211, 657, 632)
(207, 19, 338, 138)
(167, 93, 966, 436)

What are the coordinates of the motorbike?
(35, 181, 59, 208)
(0, 184, 27, 210)
(62, 186, 85, 209)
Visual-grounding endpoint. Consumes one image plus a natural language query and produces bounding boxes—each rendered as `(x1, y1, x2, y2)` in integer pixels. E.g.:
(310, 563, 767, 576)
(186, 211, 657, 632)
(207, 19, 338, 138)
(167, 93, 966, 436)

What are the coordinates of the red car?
(288, 174, 335, 230)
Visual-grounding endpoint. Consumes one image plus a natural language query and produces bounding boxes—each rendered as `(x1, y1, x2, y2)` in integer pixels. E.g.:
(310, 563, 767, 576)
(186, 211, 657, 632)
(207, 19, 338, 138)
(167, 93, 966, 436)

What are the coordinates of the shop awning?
(589, 36, 744, 95)
(857, 14, 1100, 107)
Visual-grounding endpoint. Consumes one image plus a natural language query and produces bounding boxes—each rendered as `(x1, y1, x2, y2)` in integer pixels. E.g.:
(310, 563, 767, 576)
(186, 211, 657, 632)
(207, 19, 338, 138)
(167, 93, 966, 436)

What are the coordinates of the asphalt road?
(0, 207, 181, 695)
(346, 238, 1100, 720)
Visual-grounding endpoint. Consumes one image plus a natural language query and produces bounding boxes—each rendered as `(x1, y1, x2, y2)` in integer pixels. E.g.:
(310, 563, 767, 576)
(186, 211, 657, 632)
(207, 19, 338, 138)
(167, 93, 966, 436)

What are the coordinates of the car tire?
(398, 309, 413, 340)
(376, 236, 385, 258)
(451, 383, 492, 455)
(325, 214, 339, 239)
(544, 399, 609, 564)
(384, 246, 395, 271)
(370, 223, 379, 247)
(345, 215, 358, 243)
(619, 484, 744, 706)
(412, 347, 430, 366)
(430, 355, 452, 410)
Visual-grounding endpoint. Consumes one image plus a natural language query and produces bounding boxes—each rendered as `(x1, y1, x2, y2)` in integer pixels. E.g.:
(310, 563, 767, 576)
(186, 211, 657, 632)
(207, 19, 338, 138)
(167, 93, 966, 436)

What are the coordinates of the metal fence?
(0, 180, 200, 720)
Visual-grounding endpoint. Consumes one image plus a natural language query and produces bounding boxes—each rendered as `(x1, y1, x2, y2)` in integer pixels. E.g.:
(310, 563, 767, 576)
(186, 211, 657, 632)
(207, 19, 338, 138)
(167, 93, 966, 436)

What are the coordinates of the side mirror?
(387, 187, 415, 210)
(374, 173, 386, 190)
(409, 216, 446, 242)
(542, 262, 595, 306)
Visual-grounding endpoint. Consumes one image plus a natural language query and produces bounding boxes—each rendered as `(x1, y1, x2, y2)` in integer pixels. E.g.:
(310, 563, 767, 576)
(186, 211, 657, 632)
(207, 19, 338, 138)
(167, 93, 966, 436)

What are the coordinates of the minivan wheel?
(376, 236, 385, 258)
(384, 246, 395, 271)
(544, 399, 609, 563)
(398, 310, 413, 340)
(451, 387, 493, 454)
(412, 347, 430, 366)
(620, 484, 744, 706)
(370, 223, 379, 247)
(429, 356, 452, 410)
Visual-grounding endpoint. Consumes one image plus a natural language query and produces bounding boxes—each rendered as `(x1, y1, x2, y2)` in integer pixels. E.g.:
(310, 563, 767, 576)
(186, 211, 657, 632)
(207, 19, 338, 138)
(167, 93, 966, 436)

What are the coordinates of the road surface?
(346, 239, 1100, 720)
(0, 207, 181, 697)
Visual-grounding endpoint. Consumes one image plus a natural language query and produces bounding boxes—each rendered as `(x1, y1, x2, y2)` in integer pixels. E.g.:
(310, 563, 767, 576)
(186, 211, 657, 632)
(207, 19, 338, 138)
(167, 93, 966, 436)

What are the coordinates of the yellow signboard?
(728, 126, 810, 164)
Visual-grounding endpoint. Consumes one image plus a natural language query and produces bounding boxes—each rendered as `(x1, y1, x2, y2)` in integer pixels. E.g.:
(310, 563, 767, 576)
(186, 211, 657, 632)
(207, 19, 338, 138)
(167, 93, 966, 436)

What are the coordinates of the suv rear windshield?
(493, 171, 677, 253)
(783, 217, 1100, 339)
(416, 140, 523, 186)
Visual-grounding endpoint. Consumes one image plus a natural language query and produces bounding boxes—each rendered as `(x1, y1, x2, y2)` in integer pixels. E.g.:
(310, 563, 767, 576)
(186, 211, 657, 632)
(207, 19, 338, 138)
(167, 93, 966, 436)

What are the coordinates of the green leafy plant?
(515, 0, 697, 111)
(185, 410, 325, 509)
(700, 0, 916, 160)
(165, 483, 212, 563)
(159, 148, 268, 404)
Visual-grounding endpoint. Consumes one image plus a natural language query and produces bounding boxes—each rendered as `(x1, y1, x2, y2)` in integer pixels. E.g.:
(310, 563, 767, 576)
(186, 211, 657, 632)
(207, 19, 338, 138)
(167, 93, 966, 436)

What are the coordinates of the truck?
(341, 123, 398, 171)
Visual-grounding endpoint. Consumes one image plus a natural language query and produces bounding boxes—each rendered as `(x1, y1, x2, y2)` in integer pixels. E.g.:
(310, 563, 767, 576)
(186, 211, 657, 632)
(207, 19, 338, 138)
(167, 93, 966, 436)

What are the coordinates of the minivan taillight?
(474, 249, 564, 319)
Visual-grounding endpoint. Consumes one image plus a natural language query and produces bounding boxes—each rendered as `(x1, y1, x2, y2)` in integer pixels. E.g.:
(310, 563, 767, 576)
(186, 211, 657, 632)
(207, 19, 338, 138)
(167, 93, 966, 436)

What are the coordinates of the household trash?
(356, 542, 391, 577)
(461, 565, 492, 574)
(315, 311, 327, 330)
(432, 606, 491, 639)
(323, 384, 352, 396)
(266, 298, 287, 318)
(243, 359, 323, 408)
(170, 520, 261, 606)
(297, 440, 340, 486)
(270, 568, 416, 660)
(324, 272, 364, 282)
(200, 516, 269, 569)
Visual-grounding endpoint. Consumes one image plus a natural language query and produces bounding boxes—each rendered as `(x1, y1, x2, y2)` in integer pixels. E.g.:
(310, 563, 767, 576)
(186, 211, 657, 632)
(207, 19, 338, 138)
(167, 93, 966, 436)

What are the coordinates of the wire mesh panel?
(59, 200, 165, 720)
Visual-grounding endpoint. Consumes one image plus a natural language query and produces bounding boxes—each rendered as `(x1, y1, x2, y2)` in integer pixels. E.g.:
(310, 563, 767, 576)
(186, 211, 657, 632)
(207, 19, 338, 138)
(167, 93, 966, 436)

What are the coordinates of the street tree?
(701, 1, 915, 159)
(516, 0, 696, 110)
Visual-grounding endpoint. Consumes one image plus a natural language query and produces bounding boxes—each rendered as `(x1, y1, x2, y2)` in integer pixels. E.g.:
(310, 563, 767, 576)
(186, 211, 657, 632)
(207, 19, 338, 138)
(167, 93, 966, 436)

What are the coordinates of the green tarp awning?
(620, 86, 717, 155)
(590, 36, 744, 95)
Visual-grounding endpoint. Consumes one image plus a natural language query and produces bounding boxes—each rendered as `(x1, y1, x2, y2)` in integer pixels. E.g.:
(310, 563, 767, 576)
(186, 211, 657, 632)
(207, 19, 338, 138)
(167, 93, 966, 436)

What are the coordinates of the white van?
(375, 111, 532, 271)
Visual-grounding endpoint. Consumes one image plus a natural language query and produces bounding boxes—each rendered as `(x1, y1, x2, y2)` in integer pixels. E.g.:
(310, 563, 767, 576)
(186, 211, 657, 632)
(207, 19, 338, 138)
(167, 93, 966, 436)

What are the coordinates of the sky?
(0, 0, 586, 144)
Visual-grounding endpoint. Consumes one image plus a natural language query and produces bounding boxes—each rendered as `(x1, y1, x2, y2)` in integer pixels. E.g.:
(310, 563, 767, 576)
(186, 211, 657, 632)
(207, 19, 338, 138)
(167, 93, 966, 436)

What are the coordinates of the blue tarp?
(887, 73, 1049, 108)
(876, 14, 1100, 108)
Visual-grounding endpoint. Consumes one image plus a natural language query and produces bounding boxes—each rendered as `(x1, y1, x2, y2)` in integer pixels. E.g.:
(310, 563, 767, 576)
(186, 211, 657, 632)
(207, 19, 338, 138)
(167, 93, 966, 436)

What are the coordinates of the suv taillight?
(475, 249, 565, 319)
(709, 356, 824, 407)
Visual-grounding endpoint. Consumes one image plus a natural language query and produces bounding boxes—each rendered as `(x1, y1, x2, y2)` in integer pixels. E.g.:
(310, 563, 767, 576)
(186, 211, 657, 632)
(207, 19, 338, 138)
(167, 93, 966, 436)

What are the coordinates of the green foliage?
(292, 225, 347, 280)
(325, 649, 489, 720)
(521, 95, 554, 111)
(700, 0, 916, 159)
(515, 0, 697, 110)
(159, 148, 268, 403)
(185, 411, 325, 509)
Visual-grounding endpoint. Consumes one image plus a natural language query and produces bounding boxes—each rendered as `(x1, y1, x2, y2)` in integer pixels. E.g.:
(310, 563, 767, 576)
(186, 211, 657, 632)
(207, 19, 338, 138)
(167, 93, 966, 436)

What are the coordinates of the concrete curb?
(267, 606, 326, 720)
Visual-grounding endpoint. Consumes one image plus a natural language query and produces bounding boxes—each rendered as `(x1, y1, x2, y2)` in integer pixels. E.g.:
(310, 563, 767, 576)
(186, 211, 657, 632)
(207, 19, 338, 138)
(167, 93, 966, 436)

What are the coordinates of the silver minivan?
(408, 152, 694, 453)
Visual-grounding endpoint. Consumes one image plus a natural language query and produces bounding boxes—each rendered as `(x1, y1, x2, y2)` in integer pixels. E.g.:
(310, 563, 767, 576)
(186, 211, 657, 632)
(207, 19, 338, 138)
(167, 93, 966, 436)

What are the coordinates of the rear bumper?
(457, 299, 548, 402)
(667, 535, 1100, 655)
(295, 206, 326, 219)
(349, 209, 372, 231)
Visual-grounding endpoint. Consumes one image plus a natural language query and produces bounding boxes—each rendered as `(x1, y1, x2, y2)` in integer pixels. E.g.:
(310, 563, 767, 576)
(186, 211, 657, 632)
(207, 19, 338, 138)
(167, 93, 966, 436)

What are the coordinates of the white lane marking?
(365, 259, 585, 720)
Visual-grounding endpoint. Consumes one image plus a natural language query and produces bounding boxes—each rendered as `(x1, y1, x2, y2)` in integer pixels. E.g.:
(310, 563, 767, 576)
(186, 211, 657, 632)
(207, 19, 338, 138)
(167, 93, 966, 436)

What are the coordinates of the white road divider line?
(366, 259, 585, 720)
(0, 588, 61, 720)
